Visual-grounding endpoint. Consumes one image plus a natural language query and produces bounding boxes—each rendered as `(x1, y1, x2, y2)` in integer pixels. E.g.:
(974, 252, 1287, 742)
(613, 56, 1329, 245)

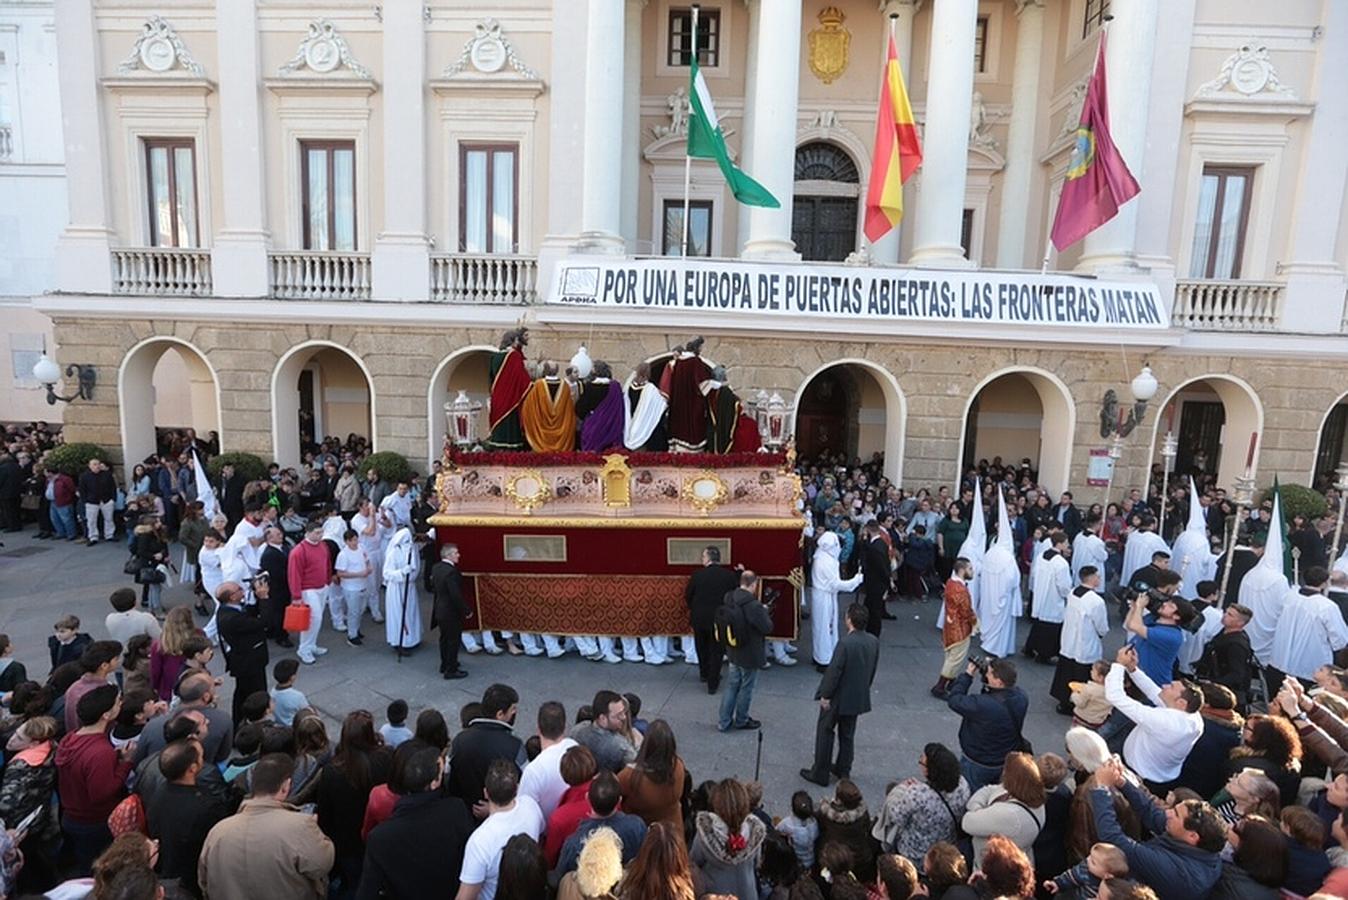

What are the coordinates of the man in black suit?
(218, 463, 246, 531)
(800, 602, 880, 786)
(1055, 492, 1084, 540)
(258, 526, 293, 648)
(860, 522, 891, 635)
(684, 545, 738, 693)
(431, 543, 470, 680)
(214, 580, 270, 725)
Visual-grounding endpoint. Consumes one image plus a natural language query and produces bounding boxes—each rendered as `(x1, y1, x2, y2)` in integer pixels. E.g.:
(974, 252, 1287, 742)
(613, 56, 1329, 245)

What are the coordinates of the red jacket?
(50, 473, 76, 507)
(286, 538, 332, 599)
(55, 730, 133, 824)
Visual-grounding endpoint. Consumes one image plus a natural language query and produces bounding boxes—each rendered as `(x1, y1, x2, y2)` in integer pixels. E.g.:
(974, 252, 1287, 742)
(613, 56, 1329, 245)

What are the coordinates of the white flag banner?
(192, 451, 218, 522)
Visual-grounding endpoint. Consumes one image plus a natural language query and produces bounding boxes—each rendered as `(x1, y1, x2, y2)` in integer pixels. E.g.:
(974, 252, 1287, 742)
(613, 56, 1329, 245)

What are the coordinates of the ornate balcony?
(431, 252, 537, 305)
(1173, 279, 1283, 332)
(112, 248, 213, 296)
(268, 251, 371, 301)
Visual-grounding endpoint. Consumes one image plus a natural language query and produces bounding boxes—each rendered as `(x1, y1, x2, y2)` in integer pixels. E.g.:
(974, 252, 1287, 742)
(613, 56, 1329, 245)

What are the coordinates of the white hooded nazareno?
(809, 530, 864, 666)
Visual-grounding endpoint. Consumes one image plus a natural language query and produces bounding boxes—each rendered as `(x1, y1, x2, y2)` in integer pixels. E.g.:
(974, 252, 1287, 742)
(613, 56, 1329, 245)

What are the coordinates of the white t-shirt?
(459, 796, 545, 900)
(518, 738, 578, 820)
(335, 546, 369, 588)
(350, 512, 383, 555)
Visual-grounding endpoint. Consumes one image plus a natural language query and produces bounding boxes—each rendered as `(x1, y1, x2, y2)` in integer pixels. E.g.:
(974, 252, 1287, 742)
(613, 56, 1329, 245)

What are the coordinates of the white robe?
(1171, 533, 1218, 600)
(976, 546, 1021, 658)
(382, 530, 423, 649)
(1238, 564, 1291, 664)
(1270, 589, 1348, 680)
(1334, 544, 1348, 578)
(1030, 553, 1071, 623)
(1060, 588, 1109, 664)
(1071, 532, 1108, 583)
(809, 531, 864, 665)
(1122, 531, 1170, 588)
(1028, 537, 1051, 590)
(351, 511, 386, 596)
(623, 380, 667, 451)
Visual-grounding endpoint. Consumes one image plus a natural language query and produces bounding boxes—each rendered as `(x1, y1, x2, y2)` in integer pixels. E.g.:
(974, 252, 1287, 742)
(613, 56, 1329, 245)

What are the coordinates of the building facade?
(30, 0, 1348, 499)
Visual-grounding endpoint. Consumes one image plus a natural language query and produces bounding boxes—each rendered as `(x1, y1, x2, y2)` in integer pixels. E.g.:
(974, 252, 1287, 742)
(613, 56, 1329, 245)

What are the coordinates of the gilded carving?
(807, 7, 850, 85)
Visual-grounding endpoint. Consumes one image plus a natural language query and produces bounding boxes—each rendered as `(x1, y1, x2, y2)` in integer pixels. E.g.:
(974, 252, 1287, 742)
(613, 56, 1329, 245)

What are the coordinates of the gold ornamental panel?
(682, 471, 729, 516)
(808, 6, 850, 85)
(503, 470, 552, 514)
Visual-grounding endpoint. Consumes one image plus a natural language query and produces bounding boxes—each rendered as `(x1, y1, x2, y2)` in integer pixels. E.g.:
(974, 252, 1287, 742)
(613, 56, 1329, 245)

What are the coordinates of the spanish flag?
(863, 36, 922, 243)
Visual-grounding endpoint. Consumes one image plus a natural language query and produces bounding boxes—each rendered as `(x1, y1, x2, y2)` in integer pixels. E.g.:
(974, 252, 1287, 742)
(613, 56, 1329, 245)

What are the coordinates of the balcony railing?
(112, 247, 213, 296)
(431, 252, 537, 304)
(269, 251, 371, 301)
(0, 125, 12, 161)
(1173, 279, 1283, 331)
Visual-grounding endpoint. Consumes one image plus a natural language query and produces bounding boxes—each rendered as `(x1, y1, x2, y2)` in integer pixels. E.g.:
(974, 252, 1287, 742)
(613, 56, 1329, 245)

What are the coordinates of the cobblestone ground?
(0, 532, 1115, 812)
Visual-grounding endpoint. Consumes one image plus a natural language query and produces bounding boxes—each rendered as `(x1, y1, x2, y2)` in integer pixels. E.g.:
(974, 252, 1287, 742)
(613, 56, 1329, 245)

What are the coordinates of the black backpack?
(714, 599, 741, 648)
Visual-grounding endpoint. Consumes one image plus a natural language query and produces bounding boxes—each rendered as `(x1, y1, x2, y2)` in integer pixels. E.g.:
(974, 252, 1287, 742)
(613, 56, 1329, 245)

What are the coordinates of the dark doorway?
(298, 369, 317, 452)
(1176, 401, 1224, 478)
(797, 368, 854, 459)
(792, 196, 858, 262)
(1315, 403, 1348, 491)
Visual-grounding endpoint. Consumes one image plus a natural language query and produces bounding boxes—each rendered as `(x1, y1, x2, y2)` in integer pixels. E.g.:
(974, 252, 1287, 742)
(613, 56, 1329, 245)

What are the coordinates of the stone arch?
(1146, 374, 1264, 492)
(792, 359, 907, 484)
(271, 341, 376, 469)
(427, 345, 497, 465)
(118, 336, 222, 469)
(1313, 390, 1348, 490)
(959, 366, 1077, 495)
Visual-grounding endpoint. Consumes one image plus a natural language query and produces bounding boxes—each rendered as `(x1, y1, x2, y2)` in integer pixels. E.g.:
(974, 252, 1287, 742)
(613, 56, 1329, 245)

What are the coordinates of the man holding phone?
(1103, 645, 1204, 793)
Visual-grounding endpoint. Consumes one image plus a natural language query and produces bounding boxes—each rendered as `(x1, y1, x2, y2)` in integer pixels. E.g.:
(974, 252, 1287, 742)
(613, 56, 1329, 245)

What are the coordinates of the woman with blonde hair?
(619, 821, 697, 900)
(149, 605, 200, 701)
(557, 826, 624, 900)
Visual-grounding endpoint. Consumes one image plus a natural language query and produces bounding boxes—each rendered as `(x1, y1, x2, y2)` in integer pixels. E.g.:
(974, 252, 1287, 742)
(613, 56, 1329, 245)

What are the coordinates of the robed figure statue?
(487, 328, 532, 450)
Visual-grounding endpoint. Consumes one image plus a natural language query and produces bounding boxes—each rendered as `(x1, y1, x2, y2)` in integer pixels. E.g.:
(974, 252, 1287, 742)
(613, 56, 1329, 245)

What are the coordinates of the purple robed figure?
(580, 380, 626, 452)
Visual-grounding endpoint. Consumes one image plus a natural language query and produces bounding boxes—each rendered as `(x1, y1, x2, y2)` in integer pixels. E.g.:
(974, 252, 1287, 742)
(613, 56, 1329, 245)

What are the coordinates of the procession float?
(427, 328, 805, 640)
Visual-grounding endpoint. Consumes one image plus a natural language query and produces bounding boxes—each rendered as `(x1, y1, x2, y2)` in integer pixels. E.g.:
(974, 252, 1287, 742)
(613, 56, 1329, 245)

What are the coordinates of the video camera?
(968, 653, 990, 676)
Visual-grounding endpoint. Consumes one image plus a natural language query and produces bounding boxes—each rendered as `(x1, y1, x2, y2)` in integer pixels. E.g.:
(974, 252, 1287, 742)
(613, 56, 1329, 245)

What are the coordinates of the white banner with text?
(547, 257, 1170, 329)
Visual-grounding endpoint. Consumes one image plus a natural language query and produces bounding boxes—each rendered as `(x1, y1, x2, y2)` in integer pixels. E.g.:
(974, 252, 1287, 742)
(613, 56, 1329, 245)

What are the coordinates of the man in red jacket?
(287, 518, 334, 664)
(56, 684, 134, 873)
(47, 468, 78, 539)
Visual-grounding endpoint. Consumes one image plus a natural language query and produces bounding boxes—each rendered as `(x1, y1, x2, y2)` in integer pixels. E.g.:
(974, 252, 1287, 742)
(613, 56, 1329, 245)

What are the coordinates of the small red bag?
(283, 601, 311, 633)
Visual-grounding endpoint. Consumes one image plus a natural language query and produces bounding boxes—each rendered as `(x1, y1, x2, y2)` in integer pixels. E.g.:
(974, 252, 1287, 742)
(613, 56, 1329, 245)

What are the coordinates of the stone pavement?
(0, 532, 1124, 814)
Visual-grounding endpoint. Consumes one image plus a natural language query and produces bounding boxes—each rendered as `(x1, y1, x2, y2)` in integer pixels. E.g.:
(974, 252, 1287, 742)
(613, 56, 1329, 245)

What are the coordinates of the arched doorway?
(1146, 375, 1262, 492)
(118, 338, 222, 468)
(793, 361, 906, 483)
(427, 346, 495, 465)
(960, 368, 1076, 495)
(1314, 394, 1348, 491)
(791, 142, 859, 261)
(272, 342, 375, 468)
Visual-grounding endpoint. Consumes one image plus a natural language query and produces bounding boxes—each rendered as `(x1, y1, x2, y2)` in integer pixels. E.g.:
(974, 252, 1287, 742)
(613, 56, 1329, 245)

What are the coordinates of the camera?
(968, 654, 989, 675)
(762, 586, 782, 608)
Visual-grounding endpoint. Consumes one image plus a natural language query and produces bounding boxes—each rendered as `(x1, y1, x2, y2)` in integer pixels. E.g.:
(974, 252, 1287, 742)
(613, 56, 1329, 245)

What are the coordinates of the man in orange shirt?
(932, 557, 975, 698)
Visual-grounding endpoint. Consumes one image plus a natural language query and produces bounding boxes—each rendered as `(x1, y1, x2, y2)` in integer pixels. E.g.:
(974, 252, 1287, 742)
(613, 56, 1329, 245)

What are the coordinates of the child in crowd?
(1046, 842, 1128, 898)
(173, 635, 219, 698)
(240, 691, 274, 727)
(624, 692, 649, 734)
(121, 635, 153, 697)
(380, 699, 413, 748)
(1069, 661, 1113, 730)
(334, 528, 372, 647)
(270, 659, 308, 727)
(48, 615, 92, 672)
(0, 635, 28, 703)
(224, 723, 263, 788)
(777, 790, 820, 870)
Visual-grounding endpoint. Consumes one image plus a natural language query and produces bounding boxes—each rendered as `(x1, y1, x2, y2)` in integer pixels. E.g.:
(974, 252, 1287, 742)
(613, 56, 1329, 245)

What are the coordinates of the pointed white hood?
(817, 530, 841, 559)
(957, 477, 987, 564)
(1259, 489, 1284, 573)
(1185, 477, 1206, 534)
(980, 488, 1018, 578)
(996, 487, 1014, 553)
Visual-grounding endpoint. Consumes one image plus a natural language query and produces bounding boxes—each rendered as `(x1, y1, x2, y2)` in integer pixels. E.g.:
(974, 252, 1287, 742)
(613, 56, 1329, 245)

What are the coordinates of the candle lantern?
(752, 389, 771, 441)
(759, 392, 790, 451)
(444, 390, 483, 448)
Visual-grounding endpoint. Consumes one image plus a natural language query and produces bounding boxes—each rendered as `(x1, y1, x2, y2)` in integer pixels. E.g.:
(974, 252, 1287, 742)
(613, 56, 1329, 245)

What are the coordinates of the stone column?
(577, 0, 626, 253)
(52, 0, 113, 293)
(1131, 0, 1194, 305)
(867, 0, 920, 265)
(735, 0, 761, 254)
(1280, 0, 1348, 333)
(371, 1, 430, 300)
(537, 2, 589, 280)
(908, 0, 977, 267)
(741, 0, 802, 260)
(619, 0, 643, 248)
(1076, 0, 1158, 272)
(993, 0, 1044, 269)
(213, 0, 271, 297)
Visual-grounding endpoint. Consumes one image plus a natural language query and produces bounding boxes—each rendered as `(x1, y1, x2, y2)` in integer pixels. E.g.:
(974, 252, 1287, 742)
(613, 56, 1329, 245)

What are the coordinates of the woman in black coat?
(316, 710, 393, 899)
(131, 514, 169, 612)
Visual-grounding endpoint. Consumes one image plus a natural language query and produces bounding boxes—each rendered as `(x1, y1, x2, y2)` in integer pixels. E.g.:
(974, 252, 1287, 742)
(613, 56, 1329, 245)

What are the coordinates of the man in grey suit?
(800, 602, 880, 786)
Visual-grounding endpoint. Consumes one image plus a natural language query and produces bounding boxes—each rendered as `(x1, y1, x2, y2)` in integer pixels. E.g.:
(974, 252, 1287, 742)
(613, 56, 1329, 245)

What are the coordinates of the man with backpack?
(716, 570, 773, 732)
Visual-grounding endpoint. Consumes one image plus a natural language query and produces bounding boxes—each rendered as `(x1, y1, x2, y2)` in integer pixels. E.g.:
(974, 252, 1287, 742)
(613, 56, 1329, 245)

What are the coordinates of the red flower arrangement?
(447, 448, 786, 469)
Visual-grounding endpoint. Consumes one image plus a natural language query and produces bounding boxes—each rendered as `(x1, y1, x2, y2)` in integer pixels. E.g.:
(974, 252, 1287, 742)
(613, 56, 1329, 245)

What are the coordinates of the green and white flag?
(687, 56, 779, 208)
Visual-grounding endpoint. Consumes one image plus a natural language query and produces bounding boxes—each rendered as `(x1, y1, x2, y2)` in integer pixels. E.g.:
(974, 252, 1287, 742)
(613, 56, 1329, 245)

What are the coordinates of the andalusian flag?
(1049, 31, 1139, 250)
(863, 35, 922, 242)
(687, 56, 779, 208)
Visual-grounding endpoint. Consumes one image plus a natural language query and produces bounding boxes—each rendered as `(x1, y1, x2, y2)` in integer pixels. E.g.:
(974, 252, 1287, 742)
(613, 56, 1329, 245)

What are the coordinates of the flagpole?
(1040, 237, 1053, 274)
(681, 5, 700, 258)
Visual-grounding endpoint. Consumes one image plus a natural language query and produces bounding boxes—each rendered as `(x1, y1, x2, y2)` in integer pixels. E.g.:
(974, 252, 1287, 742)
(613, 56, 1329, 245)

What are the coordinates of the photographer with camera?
(946, 656, 1029, 792)
(1124, 582, 1192, 687)
(215, 579, 270, 725)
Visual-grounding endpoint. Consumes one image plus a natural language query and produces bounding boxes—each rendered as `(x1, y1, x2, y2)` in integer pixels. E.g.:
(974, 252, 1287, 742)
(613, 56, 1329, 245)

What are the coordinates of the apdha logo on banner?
(551, 257, 1169, 329)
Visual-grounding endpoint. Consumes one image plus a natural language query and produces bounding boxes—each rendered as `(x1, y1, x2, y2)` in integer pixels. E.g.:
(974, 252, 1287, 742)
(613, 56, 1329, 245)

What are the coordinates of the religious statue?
(969, 91, 997, 151)
(578, 362, 625, 453)
(520, 360, 577, 452)
(1099, 388, 1146, 439)
(664, 337, 715, 453)
(487, 327, 531, 450)
(624, 362, 668, 452)
(706, 366, 760, 454)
